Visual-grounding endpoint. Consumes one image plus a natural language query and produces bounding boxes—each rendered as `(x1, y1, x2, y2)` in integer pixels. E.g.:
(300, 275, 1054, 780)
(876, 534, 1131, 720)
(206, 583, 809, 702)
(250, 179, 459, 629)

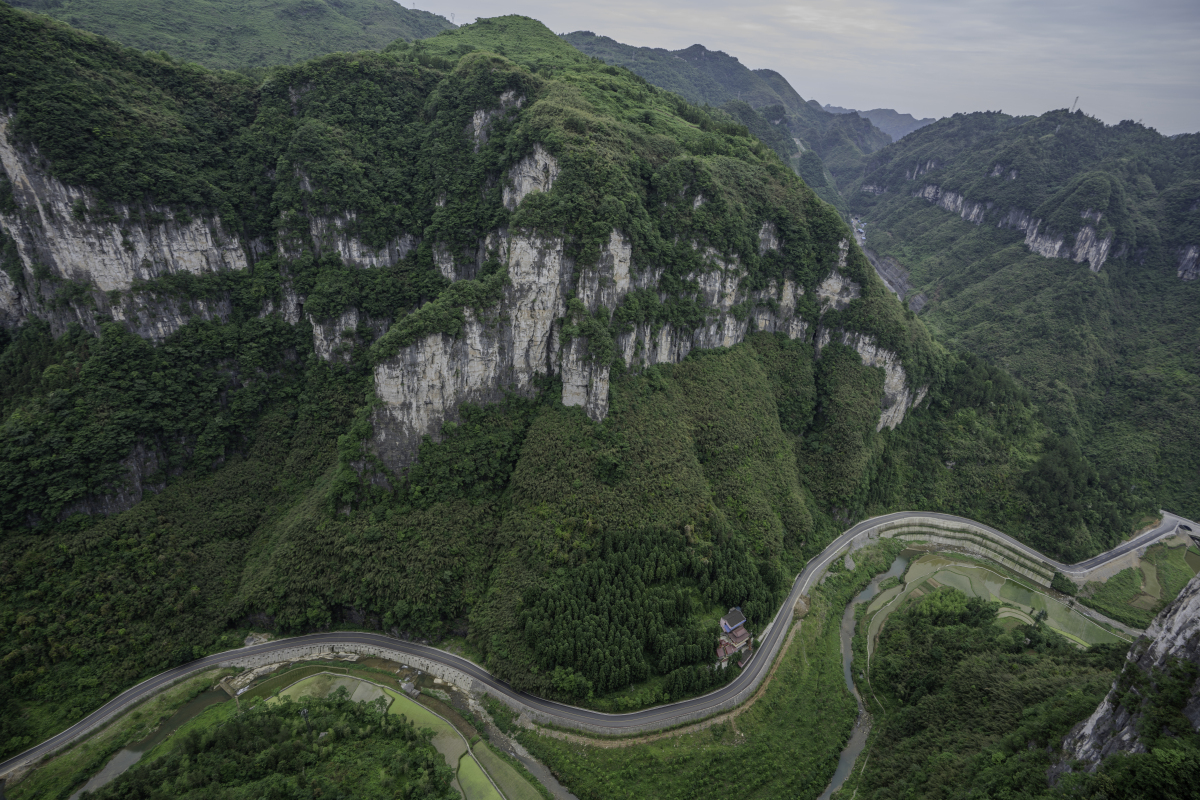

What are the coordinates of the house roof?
(721, 608, 746, 628)
(717, 642, 738, 659)
(727, 626, 750, 645)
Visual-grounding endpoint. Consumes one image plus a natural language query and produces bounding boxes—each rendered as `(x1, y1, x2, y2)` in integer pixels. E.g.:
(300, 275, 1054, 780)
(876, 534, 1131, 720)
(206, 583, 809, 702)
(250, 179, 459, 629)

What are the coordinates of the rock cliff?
(0, 115, 249, 338)
(913, 184, 1114, 272)
(369, 201, 927, 470)
(1056, 572, 1200, 773)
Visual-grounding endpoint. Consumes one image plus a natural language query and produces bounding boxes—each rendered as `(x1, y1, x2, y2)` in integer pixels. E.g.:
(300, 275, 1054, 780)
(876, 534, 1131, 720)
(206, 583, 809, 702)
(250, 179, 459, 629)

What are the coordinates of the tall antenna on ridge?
(1070, 96, 1079, 113)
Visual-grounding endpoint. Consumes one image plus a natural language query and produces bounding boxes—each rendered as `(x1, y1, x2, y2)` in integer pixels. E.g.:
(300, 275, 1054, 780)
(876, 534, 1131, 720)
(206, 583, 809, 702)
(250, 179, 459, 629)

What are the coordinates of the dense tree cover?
(521, 527, 767, 697)
(839, 586, 1128, 800)
(85, 691, 454, 799)
(515, 543, 903, 799)
(0, 9, 1159, 767)
(8, 0, 453, 72)
(851, 109, 1200, 530)
(562, 30, 890, 198)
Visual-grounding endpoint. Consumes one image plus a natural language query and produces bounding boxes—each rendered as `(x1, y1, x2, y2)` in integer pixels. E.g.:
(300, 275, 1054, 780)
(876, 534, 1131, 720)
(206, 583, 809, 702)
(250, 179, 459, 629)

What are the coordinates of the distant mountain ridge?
(562, 30, 891, 213)
(823, 104, 937, 141)
(7, 0, 454, 70)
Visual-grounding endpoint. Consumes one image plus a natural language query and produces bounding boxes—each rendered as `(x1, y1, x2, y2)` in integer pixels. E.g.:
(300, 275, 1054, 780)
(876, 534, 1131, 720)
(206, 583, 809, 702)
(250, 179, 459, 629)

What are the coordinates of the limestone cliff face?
(815, 326, 927, 431)
(1179, 245, 1199, 281)
(0, 115, 248, 337)
(0, 115, 248, 331)
(914, 184, 1114, 272)
(371, 230, 573, 469)
(912, 184, 988, 224)
(369, 210, 928, 470)
(1056, 572, 1200, 773)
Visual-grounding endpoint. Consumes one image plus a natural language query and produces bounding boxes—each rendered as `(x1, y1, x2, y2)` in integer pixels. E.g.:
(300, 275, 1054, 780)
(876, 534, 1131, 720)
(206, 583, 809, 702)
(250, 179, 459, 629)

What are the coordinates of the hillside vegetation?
(562, 30, 891, 212)
(0, 7, 1153, 774)
(6, 0, 453, 70)
(852, 110, 1200, 526)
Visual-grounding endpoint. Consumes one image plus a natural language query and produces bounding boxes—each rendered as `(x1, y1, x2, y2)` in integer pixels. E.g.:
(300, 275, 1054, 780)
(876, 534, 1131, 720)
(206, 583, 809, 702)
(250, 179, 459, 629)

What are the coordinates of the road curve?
(2, 509, 1193, 776)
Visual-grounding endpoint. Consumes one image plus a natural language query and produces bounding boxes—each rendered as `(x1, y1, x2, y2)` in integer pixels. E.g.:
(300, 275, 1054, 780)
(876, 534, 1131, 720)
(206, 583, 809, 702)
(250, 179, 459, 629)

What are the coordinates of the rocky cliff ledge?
(911, 184, 1113, 272)
(0, 118, 929, 476)
(370, 205, 928, 470)
(1055, 572, 1200, 774)
(0, 115, 248, 338)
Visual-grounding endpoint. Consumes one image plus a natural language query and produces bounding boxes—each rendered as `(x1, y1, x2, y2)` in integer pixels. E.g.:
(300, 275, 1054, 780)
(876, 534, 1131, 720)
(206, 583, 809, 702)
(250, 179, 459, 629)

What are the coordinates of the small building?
(720, 607, 746, 633)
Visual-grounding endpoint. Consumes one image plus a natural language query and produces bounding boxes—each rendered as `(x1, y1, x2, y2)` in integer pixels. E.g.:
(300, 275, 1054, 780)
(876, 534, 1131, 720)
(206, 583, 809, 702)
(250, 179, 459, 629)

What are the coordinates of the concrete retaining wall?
(219, 644, 485, 696)
(868, 517, 1055, 587)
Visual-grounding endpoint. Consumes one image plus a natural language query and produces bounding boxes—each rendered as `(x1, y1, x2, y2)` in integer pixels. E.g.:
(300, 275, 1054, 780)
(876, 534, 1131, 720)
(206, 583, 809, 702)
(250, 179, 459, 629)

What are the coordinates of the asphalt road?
(2, 509, 1193, 776)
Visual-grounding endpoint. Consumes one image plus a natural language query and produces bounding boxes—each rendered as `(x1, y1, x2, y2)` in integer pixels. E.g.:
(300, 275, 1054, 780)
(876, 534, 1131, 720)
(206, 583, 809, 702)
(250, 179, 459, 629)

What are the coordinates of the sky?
(411, 0, 1200, 135)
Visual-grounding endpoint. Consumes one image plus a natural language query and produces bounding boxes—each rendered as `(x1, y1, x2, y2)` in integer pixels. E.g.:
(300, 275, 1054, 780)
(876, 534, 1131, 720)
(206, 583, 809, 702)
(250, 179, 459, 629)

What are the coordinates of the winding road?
(2, 509, 1194, 777)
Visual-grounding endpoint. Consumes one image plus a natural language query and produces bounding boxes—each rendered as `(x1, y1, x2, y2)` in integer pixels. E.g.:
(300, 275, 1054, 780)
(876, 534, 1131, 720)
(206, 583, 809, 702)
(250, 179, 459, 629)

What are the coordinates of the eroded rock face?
(1178, 245, 1199, 281)
(0, 115, 248, 337)
(469, 90, 524, 151)
(1056, 572, 1200, 774)
(913, 184, 990, 224)
(503, 144, 559, 210)
(0, 116, 247, 295)
(913, 184, 1115, 271)
(309, 211, 417, 268)
(310, 307, 389, 363)
(815, 327, 927, 431)
(816, 241, 860, 311)
(369, 227, 929, 469)
(372, 232, 574, 469)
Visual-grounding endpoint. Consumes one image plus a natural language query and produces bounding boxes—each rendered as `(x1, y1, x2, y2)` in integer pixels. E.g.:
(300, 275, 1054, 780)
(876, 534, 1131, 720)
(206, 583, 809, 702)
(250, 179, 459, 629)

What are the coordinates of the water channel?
(817, 552, 910, 800)
(69, 688, 229, 799)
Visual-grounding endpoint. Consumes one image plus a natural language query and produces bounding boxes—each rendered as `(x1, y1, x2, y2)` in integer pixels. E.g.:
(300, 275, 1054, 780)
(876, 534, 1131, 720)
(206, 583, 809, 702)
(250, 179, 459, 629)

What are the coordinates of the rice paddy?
(863, 552, 1130, 659)
(1078, 536, 1200, 627)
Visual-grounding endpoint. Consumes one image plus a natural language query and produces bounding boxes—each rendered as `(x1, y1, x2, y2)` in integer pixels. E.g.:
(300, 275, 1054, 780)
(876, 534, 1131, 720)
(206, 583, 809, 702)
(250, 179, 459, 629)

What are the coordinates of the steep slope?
(0, 8, 1152, 764)
(823, 103, 937, 141)
(1054, 572, 1200, 791)
(850, 110, 1200, 528)
(561, 31, 890, 197)
(6, 0, 453, 70)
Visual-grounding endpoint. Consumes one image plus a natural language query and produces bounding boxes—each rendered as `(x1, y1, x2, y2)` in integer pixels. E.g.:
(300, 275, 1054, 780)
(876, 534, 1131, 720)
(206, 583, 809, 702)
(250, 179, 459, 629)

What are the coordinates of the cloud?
(420, 0, 1200, 133)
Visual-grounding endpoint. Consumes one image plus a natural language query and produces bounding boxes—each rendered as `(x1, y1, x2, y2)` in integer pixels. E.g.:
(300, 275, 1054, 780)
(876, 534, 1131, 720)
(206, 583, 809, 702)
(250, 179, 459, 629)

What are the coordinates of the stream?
(68, 688, 229, 799)
(817, 553, 909, 800)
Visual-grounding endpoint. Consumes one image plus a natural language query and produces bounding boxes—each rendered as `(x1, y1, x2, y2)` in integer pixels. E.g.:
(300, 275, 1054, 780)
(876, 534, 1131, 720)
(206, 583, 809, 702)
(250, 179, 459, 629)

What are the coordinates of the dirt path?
(523, 617, 806, 749)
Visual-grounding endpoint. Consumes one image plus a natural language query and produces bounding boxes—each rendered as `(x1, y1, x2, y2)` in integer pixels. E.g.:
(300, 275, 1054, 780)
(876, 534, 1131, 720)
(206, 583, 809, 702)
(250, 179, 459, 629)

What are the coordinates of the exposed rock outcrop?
(310, 308, 389, 362)
(1002, 210, 1112, 273)
(503, 144, 558, 210)
(1178, 245, 1199, 281)
(0, 115, 249, 337)
(1056, 572, 1200, 774)
(815, 327, 927, 431)
(468, 90, 524, 151)
(913, 184, 989, 224)
(911, 184, 1115, 272)
(0, 116, 247, 316)
(372, 231, 573, 468)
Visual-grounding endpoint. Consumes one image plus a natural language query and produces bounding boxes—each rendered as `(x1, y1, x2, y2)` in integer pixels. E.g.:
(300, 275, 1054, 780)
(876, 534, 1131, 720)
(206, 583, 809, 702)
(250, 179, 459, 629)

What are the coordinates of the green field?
(475, 742, 547, 800)
(1078, 540, 1200, 627)
(458, 752, 504, 800)
(862, 553, 1127, 659)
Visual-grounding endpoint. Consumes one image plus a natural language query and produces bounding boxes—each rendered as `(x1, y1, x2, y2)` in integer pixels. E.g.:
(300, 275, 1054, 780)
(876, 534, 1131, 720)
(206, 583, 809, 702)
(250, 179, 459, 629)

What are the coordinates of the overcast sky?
(414, 0, 1200, 135)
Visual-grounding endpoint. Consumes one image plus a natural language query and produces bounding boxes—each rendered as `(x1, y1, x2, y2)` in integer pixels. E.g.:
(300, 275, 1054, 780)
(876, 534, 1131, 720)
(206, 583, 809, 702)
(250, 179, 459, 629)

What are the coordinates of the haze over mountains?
(0, 3, 1198, 798)
(822, 104, 937, 142)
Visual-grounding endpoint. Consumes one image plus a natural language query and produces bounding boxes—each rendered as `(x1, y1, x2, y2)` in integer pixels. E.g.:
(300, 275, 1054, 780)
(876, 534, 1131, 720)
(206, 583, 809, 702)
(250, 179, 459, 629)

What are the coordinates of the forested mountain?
(0, 4, 1153, 770)
(562, 30, 891, 212)
(6, 0, 453, 70)
(823, 104, 937, 141)
(850, 110, 1200, 528)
